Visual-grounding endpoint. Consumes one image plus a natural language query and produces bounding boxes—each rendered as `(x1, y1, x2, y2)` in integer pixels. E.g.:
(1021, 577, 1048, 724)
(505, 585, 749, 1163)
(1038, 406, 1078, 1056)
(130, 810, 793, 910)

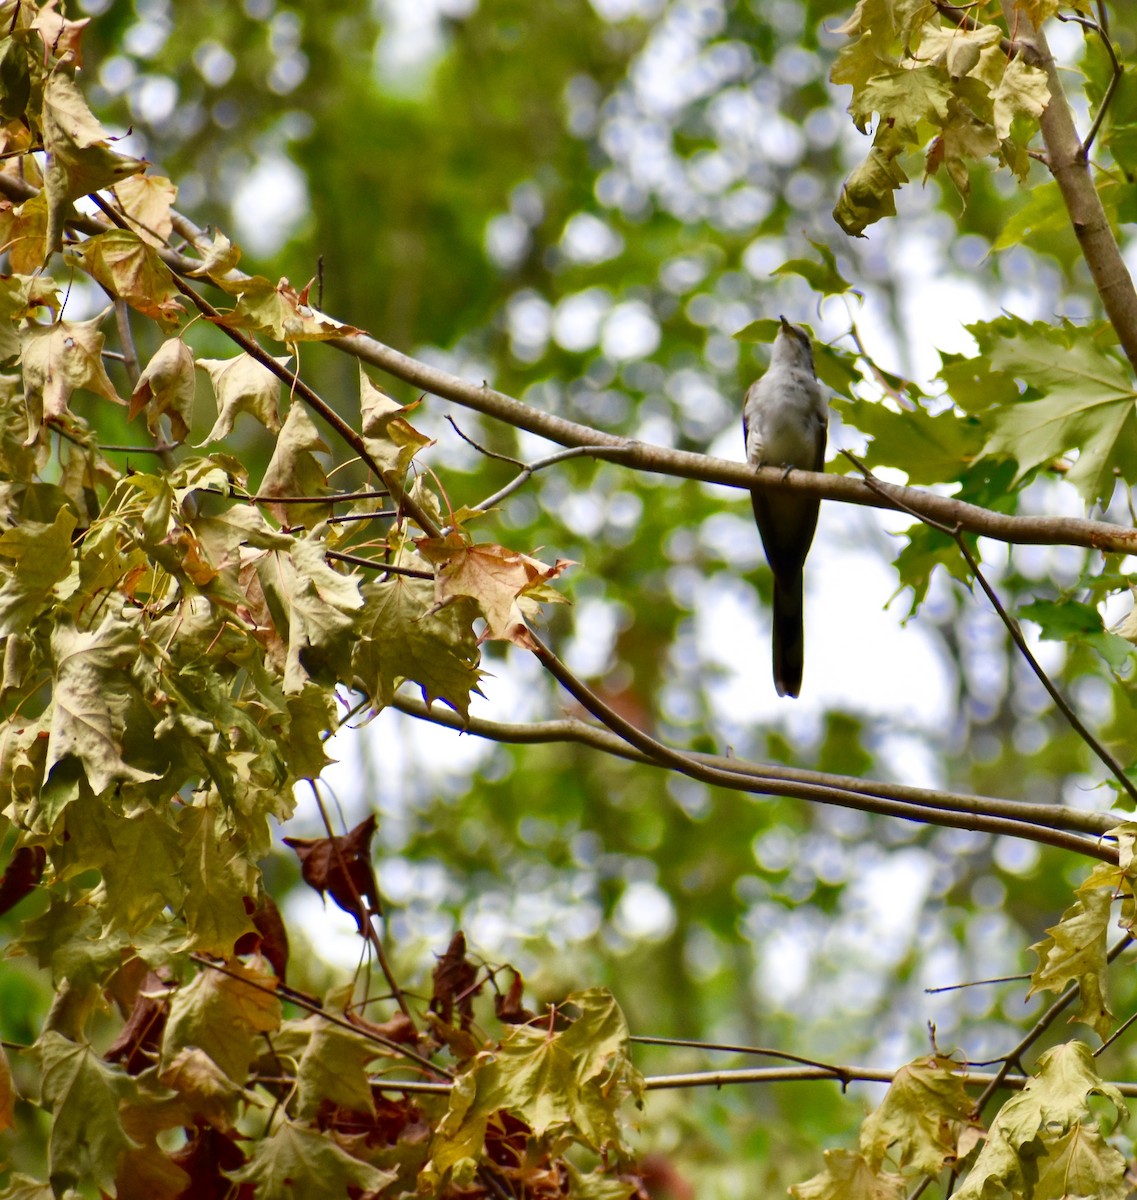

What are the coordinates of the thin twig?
(631, 1035, 851, 1078)
(187, 953, 447, 1078)
(972, 933, 1134, 1113)
(362, 1060, 1137, 1097)
(925, 972, 1030, 994)
(306, 778, 413, 1022)
(844, 451, 1137, 807)
(1094, 1002, 1137, 1057)
(326, 550, 433, 578)
(326, 510, 398, 524)
(1055, 8, 1123, 157)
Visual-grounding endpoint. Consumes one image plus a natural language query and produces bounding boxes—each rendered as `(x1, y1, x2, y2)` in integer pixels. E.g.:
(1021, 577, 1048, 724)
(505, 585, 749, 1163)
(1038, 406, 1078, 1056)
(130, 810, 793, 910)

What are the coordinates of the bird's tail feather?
(772, 574, 804, 699)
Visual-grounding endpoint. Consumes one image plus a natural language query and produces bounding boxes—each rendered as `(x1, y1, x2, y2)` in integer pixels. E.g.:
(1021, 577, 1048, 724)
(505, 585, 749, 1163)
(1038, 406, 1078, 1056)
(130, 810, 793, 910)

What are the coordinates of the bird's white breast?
(744, 367, 824, 468)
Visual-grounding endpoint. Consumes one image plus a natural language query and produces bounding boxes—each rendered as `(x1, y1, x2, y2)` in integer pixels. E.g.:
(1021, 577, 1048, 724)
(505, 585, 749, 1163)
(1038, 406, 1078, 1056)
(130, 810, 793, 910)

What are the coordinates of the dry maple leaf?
(417, 534, 573, 646)
(282, 814, 381, 932)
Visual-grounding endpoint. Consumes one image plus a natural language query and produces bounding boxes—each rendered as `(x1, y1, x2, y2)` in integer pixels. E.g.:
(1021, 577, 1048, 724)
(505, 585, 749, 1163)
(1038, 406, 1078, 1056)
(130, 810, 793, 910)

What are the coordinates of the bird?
(742, 316, 828, 698)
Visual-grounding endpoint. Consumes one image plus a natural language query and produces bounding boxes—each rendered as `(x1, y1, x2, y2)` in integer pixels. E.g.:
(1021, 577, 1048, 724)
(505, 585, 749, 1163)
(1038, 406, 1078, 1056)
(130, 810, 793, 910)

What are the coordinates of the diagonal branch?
(513, 632, 1117, 860)
(846, 452, 1137, 807)
(390, 693, 1116, 837)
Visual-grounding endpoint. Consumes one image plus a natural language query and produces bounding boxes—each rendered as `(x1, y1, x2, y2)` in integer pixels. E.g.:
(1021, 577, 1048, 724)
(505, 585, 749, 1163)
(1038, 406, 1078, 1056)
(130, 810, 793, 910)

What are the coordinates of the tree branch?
(407, 636, 1117, 860)
(338, 329, 1137, 554)
(390, 694, 1116, 837)
(846, 453, 1137, 806)
(3, 170, 1132, 556)
(1000, 1, 1137, 372)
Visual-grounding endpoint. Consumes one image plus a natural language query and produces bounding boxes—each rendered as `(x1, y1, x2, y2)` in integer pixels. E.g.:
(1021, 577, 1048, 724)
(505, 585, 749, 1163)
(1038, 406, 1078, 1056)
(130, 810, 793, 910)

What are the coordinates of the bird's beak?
(778, 314, 792, 331)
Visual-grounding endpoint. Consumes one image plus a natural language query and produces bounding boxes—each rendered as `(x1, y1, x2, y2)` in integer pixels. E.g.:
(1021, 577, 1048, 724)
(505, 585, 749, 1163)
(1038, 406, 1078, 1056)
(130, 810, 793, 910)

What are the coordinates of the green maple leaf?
(859, 1055, 973, 1175)
(0, 507, 75, 637)
(1033, 1123, 1128, 1200)
(57, 797, 185, 933)
(128, 337, 196, 443)
(353, 571, 482, 718)
(14, 896, 128, 988)
(790, 1149, 904, 1200)
(833, 398, 983, 486)
(257, 402, 331, 528)
(1028, 883, 1113, 1038)
(163, 959, 281, 1084)
(295, 998, 378, 1119)
(0, 1173, 63, 1199)
(424, 988, 643, 1188)
(359, 367, 433, 477)
(976, 321, 1137, 504)
(195, 353, 287, 444)
(258, 528, 362, 693)
(858, 65, 952, 143)
(991, 53, 1050, 140)
(833, 141, 909, 237)
(40, 73, 145, 259)
(955, 1042, 1125, 1200)
(213, 275, 360, 343)
(20, 316, 123, 439)
(177, 800, 257, 956)
(225, 1119, 395, 1199)
(34, 1032, 139, 1194)
(46, 611, 159, 796)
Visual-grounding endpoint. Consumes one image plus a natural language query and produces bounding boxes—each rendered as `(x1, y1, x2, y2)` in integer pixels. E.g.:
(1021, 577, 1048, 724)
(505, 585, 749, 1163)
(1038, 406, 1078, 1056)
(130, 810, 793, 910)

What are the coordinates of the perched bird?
(742, 317, 828, 698)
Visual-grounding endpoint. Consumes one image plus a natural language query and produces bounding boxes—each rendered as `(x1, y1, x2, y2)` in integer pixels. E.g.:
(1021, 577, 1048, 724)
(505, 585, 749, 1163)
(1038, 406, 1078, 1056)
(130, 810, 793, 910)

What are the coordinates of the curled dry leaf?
(416, 533, 574, 646)
(129, 337, 195, 443)
(196, 353, 288, 444)
(282, 813, 382, 932)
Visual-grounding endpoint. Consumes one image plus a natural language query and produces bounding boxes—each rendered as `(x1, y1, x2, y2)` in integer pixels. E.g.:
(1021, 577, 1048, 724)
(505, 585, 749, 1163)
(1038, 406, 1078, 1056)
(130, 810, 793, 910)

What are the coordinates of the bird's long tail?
(772, 573, 805, 699)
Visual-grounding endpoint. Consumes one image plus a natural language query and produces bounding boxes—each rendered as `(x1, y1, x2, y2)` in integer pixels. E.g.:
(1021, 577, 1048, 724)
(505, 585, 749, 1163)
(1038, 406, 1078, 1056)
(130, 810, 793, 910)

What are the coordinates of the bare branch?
(973, 933, 1135, 1113)
(500, 633, 1119, 859)
(1055, 7, 1123, 156)
(390, 694, 1116, 837)
(362, 1061, 1137, 1098)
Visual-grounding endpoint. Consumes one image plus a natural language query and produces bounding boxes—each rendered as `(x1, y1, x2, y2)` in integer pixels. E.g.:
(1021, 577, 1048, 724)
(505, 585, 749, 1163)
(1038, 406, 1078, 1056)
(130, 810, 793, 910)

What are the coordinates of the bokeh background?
(5, 1, 1137, 1192)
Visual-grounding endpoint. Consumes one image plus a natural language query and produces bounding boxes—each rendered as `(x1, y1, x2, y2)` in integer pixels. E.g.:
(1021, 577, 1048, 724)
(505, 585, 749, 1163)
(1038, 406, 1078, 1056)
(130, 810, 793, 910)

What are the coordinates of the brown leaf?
(416, 534, 574, 645)
(233, 892, 290, 981)
(68, 229, 184, 326)
(104, 970, 171, 1076)
(494, 968, 536, 1026)
(168, 1123, 252, 1200)
(31, 0, 90, 68)
(345, 1008, 419, 1046)
(430, 930, 481, 1030)
(0, 843, 45, 916)
(282, 814, 382, 932)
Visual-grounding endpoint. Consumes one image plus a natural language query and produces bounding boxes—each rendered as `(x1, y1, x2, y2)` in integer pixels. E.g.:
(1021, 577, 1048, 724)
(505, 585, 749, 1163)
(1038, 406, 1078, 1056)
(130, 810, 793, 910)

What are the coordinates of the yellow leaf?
(111, 173, 177, 247)
(195, 352, 288, 444)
